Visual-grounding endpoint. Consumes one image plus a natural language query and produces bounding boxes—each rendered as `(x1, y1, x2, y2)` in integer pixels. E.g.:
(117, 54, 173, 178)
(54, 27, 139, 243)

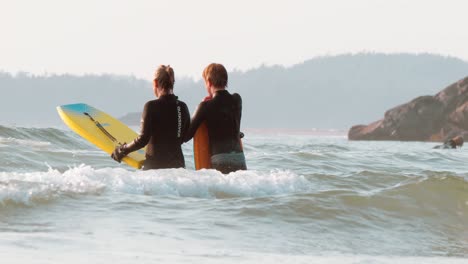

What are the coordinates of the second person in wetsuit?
(433, 135, 464, 149)
(185, 63, 247, 174)
(111, 65, 190, 170)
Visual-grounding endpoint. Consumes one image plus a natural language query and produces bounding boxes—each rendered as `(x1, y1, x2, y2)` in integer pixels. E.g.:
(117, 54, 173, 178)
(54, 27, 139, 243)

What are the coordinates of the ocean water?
(0, 125, 467, 263)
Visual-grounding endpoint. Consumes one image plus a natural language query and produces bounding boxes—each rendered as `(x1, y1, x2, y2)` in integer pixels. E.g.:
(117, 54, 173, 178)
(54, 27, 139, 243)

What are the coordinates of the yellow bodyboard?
(193, 122, 212, 170)
(193, 121, 244, 170)
(57, 103, 145, 169)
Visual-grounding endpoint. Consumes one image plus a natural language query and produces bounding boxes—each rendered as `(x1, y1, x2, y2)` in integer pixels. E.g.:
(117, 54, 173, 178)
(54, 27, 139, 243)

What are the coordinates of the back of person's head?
(203, 63, 228, 88)
(154, 65, 175, 91)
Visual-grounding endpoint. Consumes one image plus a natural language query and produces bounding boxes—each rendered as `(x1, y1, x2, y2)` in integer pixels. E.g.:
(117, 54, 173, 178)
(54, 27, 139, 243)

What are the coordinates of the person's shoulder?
(143, 99, 158, 109)
(194, 100, 210, 113)
(176, 99, 189, 109)
(145, 99, 158, 106)
(198, 99, 210, 107)
(231, 92, 242, 104)
(232, 92, 242, 99)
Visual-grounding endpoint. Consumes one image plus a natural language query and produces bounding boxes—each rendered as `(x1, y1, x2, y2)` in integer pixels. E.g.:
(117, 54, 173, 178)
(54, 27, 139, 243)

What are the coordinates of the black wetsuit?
(122, 94, 190, 170)
(185, 90, 246, 173)
(433, 139, 457, 149)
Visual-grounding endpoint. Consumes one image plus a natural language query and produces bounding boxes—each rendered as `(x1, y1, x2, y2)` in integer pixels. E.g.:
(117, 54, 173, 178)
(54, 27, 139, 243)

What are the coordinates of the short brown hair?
(154, 65, 175, 91)
(203, 63, 228, 88)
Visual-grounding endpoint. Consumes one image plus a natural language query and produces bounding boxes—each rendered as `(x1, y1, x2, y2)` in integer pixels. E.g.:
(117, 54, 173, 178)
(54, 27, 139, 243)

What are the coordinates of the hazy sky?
(1, 0, 467, 79)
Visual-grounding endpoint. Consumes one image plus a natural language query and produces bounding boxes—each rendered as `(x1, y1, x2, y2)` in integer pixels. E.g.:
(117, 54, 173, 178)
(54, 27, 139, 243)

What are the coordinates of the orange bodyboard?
(194, 122, 212, 170)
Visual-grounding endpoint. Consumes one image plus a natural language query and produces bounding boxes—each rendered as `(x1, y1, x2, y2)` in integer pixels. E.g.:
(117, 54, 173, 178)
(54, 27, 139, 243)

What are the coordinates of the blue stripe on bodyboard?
(60, 103, 95, 116)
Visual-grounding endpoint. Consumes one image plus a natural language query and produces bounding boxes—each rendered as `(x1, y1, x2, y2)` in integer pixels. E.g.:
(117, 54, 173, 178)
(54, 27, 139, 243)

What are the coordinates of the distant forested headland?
(1, 53, 468, 129)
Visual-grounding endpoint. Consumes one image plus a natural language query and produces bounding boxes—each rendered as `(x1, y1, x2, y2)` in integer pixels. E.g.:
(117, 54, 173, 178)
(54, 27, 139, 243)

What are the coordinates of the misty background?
(1, 53, 468, 129)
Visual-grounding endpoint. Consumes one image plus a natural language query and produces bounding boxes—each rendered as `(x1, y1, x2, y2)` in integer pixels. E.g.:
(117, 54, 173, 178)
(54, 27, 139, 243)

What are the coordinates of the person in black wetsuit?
(111, 65, 190, 170)
(185, 63, 247, 174)
(433, 135, 464, 149)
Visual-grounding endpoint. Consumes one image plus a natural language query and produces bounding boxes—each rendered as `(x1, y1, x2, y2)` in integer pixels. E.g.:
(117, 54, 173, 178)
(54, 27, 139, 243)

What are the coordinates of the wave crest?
(0, 165, 312, 207)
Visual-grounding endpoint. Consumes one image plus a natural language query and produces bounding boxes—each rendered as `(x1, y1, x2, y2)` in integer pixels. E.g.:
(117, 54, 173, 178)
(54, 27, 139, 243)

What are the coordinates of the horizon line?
(1, 51, 467, 81)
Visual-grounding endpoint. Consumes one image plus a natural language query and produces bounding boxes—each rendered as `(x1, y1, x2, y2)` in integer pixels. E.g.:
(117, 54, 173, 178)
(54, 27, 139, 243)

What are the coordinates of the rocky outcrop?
(349, 76, 468, 141)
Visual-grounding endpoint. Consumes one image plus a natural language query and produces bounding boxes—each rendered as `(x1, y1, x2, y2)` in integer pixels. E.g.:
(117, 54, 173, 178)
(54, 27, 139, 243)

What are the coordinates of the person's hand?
(111, 144, 127, 163)
(203, 95, 212, 102)
(239, 132, 245, 139)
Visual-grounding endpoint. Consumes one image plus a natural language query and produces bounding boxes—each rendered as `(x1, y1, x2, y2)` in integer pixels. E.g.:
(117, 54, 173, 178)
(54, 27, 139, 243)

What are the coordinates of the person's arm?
(233, 93, 243, 138)
(184, 102, 208, 142)
(233, 93, 242, 124)
(180, 102, 191, 144)
(125, 102, 153, 151)
(111, 102, 152, 162)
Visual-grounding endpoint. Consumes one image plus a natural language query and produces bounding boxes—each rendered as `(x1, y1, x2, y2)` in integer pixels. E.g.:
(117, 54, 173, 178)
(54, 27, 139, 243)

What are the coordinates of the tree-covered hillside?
(1, 53, 468, 129)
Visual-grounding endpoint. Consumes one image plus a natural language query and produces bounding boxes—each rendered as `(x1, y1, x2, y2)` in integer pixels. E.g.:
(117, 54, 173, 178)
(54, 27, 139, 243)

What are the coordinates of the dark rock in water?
(349, 76, 468, 141)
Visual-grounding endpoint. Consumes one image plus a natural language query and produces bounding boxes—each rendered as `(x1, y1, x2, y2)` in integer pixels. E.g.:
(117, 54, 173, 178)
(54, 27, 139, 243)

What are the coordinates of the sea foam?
(0, 165, 312, 206)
